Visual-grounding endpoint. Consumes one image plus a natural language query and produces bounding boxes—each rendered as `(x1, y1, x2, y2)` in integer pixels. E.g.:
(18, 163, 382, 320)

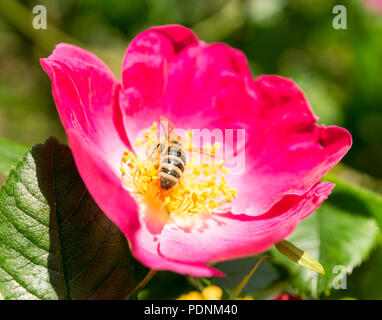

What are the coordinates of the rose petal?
(41, 43, 221, 277)
(119, 25, 255, 148)
(119, 26, 351, 216)
(226, 76, 352, 215)
(66, 131, 139, 238)
(68, 132, 221, 277)
(41, 27, 352, 277)
(159, 181, 334, 263)
(41, 43, 131, 173)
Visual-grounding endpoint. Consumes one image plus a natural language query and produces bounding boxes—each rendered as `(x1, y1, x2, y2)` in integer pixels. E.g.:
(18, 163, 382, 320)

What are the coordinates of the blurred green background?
(0, 0, 382, 300)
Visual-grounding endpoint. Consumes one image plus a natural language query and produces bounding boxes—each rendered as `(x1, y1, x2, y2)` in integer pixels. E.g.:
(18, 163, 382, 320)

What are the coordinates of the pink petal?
(130, 212, 224, 277)
(67, 131, 140, 239)
(41, 43, 221, 277)
(40, 43, 131, 174)
(68, 132, 221, 277)
(42, 28, 352, 276)
(119, 25, 351, 216)
(40, 43, 138, 243)
(159, 182, 334, 263)
(119, 25, 255, 147)
(227, 76, 351, 215)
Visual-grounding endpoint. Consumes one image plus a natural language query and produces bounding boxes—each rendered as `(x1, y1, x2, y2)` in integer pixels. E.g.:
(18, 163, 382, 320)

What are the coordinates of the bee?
(151, 116, 186, 190)
(158, 139, 187, 190)
(152, 116, 220, 191)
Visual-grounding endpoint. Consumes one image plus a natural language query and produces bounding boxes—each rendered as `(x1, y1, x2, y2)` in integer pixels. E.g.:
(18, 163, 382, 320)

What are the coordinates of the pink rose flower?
(41, 25, 351, 277)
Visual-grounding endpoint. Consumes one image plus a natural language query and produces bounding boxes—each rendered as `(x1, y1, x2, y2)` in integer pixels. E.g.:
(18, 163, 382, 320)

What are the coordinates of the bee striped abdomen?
(159, 144, 187, 190)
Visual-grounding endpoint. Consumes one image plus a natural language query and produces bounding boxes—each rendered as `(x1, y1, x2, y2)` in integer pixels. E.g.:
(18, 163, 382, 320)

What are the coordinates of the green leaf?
(328, 236, 382, 300)
(0, 137, 134, 299)
(270, 203, 378, 298)
(0, 137, 28, 175)
(325, 172, 382, 230)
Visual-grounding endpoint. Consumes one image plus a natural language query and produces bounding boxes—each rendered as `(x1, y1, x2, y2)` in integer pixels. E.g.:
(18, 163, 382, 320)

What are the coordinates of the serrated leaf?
(0, 137, 28, 175)
(270, 203, 378, 298)
(0, 137, 134, 300)
(328, 237, 382, 300)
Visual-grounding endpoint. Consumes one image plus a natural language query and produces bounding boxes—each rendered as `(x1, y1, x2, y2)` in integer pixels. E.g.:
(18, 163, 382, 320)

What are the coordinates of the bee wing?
(159, 116, 184, 144)
(186, 145, 225, 160)
(159, 116, 176, 137)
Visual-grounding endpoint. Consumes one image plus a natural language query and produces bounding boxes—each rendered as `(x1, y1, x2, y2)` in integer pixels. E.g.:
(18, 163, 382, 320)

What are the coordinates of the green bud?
(275, 240, 325, 275)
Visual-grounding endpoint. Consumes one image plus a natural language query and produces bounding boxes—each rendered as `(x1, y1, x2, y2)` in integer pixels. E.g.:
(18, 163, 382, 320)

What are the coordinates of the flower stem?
(187, 276, 205, 291)
(228, 255, 273, 300)
(125, 269, 157, 300)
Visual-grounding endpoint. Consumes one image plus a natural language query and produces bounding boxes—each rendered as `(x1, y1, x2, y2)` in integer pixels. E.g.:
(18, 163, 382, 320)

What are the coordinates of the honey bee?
(158, 139, 187, 190)
(153, 116, 220, 191)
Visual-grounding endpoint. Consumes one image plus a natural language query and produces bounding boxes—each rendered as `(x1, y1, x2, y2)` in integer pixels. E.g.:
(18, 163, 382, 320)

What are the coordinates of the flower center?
(119, 121, 237, 219)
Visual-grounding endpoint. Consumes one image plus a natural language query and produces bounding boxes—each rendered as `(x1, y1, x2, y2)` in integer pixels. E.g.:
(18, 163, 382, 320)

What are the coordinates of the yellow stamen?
(211, 142, 221, 155)
(135, 138, 143, 147)
(119, 120, 237, 219)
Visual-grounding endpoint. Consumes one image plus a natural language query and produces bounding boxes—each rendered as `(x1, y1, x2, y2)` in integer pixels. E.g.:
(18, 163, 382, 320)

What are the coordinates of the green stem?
(228, 255, 273, 300)
(187, 276, 205, 291)
(125, 269, 157, 300)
